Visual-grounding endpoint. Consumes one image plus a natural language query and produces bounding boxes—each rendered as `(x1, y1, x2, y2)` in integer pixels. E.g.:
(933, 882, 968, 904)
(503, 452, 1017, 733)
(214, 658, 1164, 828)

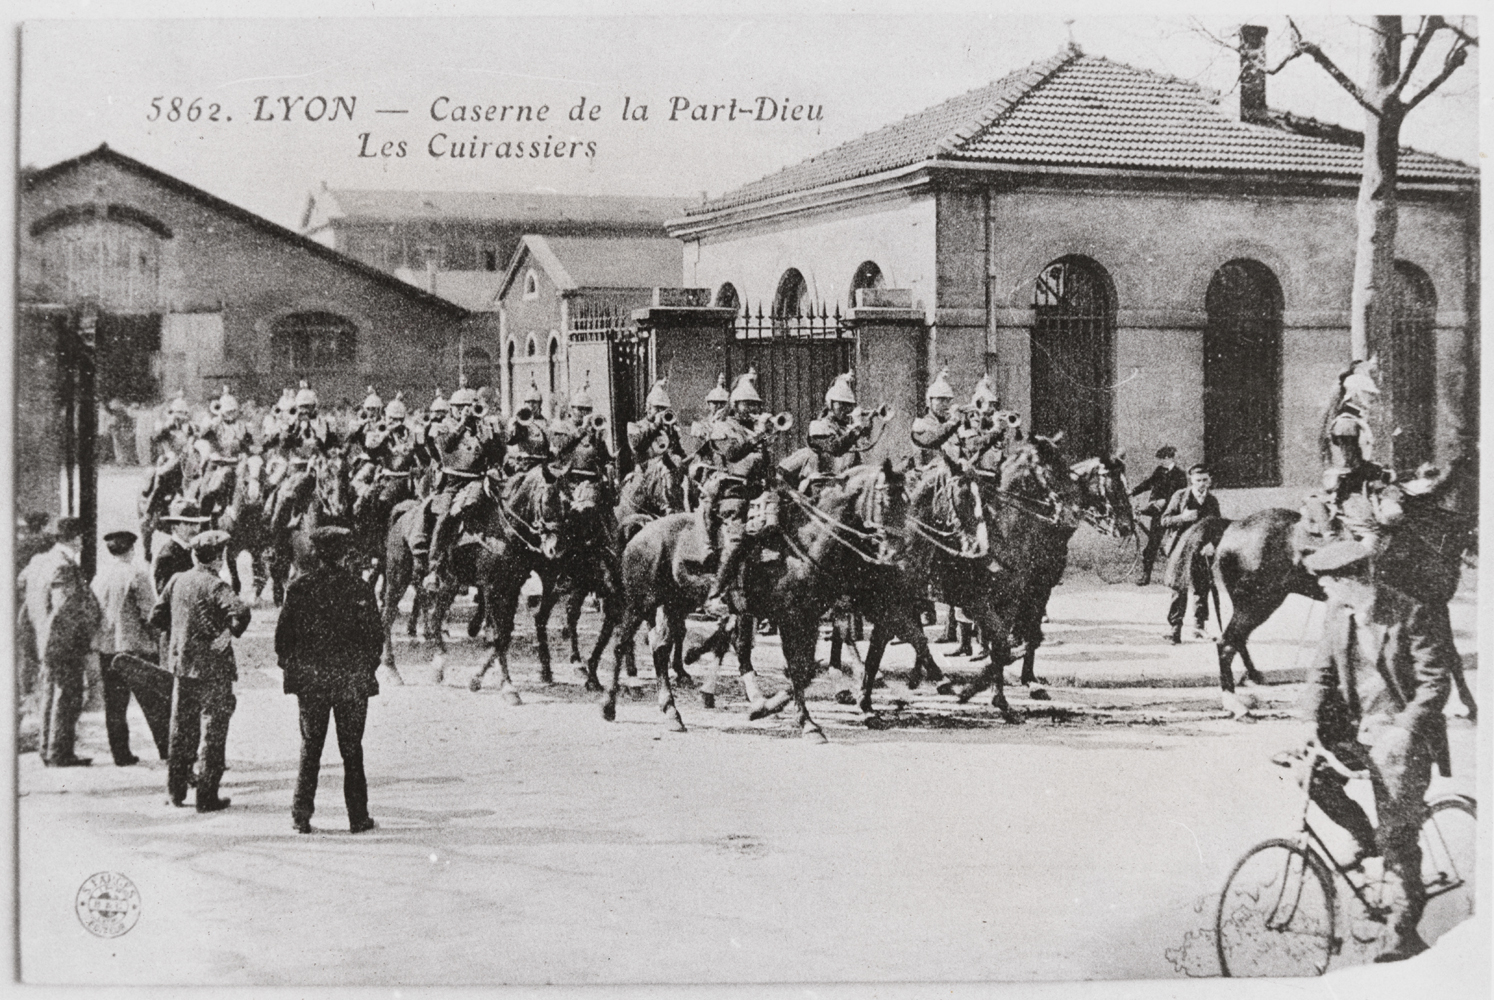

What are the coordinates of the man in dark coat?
(92, 530, 173, 764)
(20, 516, 102, 766)
(1129, 445, 1188, 585)
(1160, 464, 1221, 644)
(150, 530, 251, 811)
(151, 497, 210, 595)
(275, 526, 383, 834)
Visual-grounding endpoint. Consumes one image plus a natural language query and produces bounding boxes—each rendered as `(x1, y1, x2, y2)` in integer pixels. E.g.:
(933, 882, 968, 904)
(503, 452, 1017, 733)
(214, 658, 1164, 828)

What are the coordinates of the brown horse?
(210, 454, 270, 601)
(465, 464, 620, 697)
(1176, 453, 1478, 712)
(266, 451, 352, 604)
(608, 460, 907, 739)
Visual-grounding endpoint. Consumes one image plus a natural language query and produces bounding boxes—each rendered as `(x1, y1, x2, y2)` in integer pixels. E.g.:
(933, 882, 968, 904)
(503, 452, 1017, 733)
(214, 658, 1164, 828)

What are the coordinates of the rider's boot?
(423, 511, 453, 590)
(740, 670, 790, 721)
(938, 605, 959, 644)
(705, 530, 744, 618)
(409, 507, 435, 583)
(956, 622, 974, 657)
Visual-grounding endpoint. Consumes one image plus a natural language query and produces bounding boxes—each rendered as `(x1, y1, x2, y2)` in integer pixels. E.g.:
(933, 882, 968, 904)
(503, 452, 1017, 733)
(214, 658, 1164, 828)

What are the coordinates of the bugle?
(767, 411, 795, 433)
(514, 406, 535, 424)
(657, 409, 677, 427)
(853, 403, 892, 423)
(470, 401, 488, 418)
(589, 413, 610, 434)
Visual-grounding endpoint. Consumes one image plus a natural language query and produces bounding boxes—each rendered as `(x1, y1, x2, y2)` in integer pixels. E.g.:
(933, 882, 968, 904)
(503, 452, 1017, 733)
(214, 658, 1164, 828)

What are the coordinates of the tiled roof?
(497, 234, 682, 302)
(323, 189, 694, 227)
(690, 48, 1475, 215)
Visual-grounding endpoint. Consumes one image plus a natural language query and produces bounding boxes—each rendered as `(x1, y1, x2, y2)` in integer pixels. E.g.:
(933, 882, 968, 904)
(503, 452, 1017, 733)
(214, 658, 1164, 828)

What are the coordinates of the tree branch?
(1394, 16, 1440, 97)
(1443, 18, 1479, 49)
(1405, 41, 1472, 113)
(1287, 17, 1382, 116)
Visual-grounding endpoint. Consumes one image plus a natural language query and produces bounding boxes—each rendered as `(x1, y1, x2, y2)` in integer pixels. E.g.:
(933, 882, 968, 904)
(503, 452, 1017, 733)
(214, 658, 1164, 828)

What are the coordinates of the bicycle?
(1215, 742, 1476, 977)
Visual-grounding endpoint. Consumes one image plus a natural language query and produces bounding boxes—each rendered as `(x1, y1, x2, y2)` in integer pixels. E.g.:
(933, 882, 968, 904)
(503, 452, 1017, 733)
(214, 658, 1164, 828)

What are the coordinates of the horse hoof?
(1027, 688, 1050, 701)
(906, 673, 922, 691)
(602, 702, 616, 722)
(701, 692, 716, 709)
(501, 687, 522, 706)
(861, 712, 888, 730)
(570, 654, 582, 665)
(1222, 691, 1256, 719)
(627, 685, 646, 701)
(834, 690, 857, 706)
(955, 688, 975, 704)
(584, 677, 604, 693)
(539, 671, 554, 685)
(748, 691, 791, 721)
(936, 681, 957, 697)
(663, 707, 687, 733)
(802, 725, 828, 744)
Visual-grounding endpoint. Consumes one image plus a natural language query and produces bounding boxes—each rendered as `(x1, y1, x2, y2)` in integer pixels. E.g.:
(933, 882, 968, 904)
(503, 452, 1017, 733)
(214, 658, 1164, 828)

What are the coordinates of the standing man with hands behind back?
(275, 526, 384, 835)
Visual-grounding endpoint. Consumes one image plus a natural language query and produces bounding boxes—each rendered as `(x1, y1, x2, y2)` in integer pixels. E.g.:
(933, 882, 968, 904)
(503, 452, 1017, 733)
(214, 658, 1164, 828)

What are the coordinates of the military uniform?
(150, 533, 251, 810)
(265, 389, 341, 536)
(351, 396, 421, 519)
(141, 400, 199, 537)
(699, 373, 775, 606)
(415, 392, 507, 579)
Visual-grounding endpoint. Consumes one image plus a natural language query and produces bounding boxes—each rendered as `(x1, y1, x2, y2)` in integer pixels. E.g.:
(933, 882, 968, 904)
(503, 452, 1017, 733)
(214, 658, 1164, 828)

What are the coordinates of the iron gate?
(725, 302, 854, 453)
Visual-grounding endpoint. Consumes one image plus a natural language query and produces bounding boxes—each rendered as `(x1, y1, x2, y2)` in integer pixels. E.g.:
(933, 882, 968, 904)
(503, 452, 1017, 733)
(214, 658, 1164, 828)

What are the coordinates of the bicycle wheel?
(1093, 530, 1142, 584)
(1217, 839, 1337, 977)
(1419, 795, 1477, 945)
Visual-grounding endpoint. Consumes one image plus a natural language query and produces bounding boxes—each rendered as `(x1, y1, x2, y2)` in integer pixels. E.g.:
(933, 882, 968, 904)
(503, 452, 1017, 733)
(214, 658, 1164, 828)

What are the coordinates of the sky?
(18, 14, 1482, 232)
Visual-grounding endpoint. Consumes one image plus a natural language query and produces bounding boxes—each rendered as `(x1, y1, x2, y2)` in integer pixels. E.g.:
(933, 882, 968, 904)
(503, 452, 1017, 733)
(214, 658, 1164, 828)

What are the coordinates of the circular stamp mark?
(75, 872, 141, 938)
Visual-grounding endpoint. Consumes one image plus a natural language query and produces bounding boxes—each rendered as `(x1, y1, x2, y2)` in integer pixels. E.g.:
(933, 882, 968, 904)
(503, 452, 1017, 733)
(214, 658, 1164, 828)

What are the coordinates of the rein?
(486, 475, 556, 557)
(781, 482, 898, 567)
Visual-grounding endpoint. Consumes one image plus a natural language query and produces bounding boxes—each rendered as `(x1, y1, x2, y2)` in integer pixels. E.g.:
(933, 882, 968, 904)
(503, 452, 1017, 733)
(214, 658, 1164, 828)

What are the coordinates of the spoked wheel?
(1093, 530, 1143, 585)
(1216, 839, 1337, 977)
(1419, 796, 1477, 945)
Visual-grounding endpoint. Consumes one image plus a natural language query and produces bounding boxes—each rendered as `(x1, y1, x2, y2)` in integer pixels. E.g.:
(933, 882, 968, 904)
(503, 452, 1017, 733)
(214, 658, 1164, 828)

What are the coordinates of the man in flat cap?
(92, 530, 173, 765)
(150, 529, 251, 811)
(19, 516, 101, 766)
(275, 526, 382, 834)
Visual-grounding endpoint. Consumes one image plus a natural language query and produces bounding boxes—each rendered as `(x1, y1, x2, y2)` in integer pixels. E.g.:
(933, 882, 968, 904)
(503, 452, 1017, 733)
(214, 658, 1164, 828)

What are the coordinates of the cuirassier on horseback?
(264, 382, 341, 537)
(139, 392, 201, 549)
(350, 390, 421, 577)
(190, 386, 256, 520)
(409, 381, 507, 590)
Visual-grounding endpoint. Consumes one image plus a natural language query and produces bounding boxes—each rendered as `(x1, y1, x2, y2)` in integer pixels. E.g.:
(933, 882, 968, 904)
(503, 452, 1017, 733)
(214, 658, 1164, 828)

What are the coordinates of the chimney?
(1239, 25, 1268, 124)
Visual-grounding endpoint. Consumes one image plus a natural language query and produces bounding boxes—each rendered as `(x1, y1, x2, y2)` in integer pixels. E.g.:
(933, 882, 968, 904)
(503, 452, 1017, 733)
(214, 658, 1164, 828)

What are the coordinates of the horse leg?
(781, 620, 826, 743)
(478, 577, 522, 705)
(467, 585, 485, 639)
(566, 587, 586, 664)
(226, 551, 244, 601)
(606, 602, 643, 722)
(855, 622, 883, 719)
(583, 586, 618, 694)
(1217, 589, 1282, 691)
(653, 611, 687, 732)
(378, 549, 410, 683)
(533, 578, 560, 684)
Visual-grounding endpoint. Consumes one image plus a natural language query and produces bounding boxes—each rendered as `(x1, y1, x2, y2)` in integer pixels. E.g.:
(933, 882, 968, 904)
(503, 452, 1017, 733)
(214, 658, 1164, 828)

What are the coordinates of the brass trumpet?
(471, 401, 488, 419)
(852, 403, 893, 423)
(657, 409, 677, 427)
(514, 406, 535, 424)
(589, 413, 610, 434)
(755, 411, 794, 435)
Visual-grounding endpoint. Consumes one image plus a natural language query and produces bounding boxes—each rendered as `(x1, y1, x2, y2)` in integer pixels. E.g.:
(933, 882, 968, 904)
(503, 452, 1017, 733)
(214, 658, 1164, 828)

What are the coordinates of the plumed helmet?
(570, 373, 595, 411)
(522, 377, 544, 406)
(168, 393, 190, 415)
(429, 389, 450, 415)
(276, 388, 295, 413)
(362, 385, 384, 411)
(705, 373, 730, 404)
(824, 371, 857, 406)
(216, 385, 239, 415)
(449, 387, 479, 407)
(729, 369, 762, 404)
(645, 378, 672, 409)
(971, 374, 999, 410)
(384, 391, 408, 421)
(294, 381, 319, 408)
(926, 368, 954, 401)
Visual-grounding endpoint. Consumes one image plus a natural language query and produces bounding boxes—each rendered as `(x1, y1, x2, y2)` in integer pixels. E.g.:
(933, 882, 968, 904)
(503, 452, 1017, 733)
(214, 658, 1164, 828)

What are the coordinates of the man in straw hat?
(92, 530, 173, 765)
(153, 497, 212, 595)
(276, 525, 383, 834)
(150, 529, 251, 811)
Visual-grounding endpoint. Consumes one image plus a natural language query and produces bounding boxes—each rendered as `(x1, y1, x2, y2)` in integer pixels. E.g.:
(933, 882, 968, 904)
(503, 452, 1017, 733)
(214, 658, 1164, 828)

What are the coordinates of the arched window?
(849, 260, 885, 307)
(1204, 260, 1283, 487)
(773, 269, 808, 318)
(548, 336, 560, 410)
(1389, 261, 1437, 470)
(270, 311, 358, 372)
(715, 282, 740, 312)
(505, 339, 517, 411)
(1030, 256, 1115, 457)
(524, 270, 539, 300)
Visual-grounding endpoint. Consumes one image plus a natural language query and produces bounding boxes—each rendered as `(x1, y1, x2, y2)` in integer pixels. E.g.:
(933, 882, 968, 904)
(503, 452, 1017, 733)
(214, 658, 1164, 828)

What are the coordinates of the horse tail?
(1163, 516, 1230, 595)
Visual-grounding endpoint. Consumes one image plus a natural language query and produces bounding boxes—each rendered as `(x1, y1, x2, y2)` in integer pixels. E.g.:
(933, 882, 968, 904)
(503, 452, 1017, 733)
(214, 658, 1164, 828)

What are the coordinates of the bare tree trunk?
(1350, 16, 1402, 463)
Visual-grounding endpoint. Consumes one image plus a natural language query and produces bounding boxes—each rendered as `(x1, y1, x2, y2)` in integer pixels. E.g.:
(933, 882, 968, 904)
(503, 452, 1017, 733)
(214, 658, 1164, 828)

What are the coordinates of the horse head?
(238, 454, 264, 507)
(998, 434, 1085, 528)
(313, 450, 352, 522)
(509, 463, 566, 559)
(1069, 450, 1136, 537)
